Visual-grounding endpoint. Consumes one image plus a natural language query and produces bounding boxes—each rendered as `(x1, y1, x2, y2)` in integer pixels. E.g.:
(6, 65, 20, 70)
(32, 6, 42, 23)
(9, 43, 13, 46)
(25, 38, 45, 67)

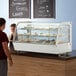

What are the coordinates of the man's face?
(10, 26, 15, 33)
(1, 24, 5, 31)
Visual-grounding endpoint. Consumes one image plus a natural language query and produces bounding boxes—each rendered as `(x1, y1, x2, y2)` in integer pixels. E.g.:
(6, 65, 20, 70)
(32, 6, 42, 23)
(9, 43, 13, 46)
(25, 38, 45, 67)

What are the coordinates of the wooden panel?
(8, 55, 76, 76)
(66, 59, 76, 76)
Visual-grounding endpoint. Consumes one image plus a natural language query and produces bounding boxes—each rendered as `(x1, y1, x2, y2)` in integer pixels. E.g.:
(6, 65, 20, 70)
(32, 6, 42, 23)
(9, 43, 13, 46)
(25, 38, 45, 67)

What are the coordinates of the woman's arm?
(2, 42, 13, 66)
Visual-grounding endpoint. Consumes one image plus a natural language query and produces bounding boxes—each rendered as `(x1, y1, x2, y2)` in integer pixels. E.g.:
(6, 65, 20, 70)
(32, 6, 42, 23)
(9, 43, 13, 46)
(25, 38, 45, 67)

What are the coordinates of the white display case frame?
(13, 22, 72, 55)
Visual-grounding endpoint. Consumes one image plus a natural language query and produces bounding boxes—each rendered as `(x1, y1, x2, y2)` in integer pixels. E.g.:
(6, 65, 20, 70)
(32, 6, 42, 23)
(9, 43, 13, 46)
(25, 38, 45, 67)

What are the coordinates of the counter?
(11, 50, 76, 76)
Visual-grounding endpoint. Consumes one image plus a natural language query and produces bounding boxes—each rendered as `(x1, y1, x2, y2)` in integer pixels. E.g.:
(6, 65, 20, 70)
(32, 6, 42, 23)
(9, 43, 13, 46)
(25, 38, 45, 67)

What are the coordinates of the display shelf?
(17, 24, 58, 45)
(13, 22, 72, 54)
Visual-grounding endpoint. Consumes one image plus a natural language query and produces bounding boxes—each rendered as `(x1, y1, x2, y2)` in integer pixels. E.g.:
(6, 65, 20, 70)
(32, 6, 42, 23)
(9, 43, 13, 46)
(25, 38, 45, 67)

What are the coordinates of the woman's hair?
(10, 23, 16, 27)
(0, 18, 6, 26)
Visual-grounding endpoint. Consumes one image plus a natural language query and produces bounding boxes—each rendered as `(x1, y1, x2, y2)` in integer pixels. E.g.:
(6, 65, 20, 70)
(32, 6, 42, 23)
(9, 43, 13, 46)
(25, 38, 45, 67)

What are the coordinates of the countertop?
(13, 50, 76, 60)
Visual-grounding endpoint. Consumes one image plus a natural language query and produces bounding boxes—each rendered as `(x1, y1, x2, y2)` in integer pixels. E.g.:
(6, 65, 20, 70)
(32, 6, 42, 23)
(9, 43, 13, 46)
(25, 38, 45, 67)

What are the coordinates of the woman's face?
(10, 26, 16, 33)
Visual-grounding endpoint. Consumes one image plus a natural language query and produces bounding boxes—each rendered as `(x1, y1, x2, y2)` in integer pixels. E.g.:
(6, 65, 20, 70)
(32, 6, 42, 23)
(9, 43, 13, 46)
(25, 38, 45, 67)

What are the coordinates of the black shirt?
(0, 31, 9, 60)
(10, 34, 13, 41)
(10, 34, 13, 45)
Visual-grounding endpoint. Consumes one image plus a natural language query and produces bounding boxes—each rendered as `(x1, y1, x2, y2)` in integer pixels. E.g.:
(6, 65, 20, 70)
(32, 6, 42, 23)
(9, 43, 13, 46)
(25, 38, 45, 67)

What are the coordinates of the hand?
(8, 59, 13, 67)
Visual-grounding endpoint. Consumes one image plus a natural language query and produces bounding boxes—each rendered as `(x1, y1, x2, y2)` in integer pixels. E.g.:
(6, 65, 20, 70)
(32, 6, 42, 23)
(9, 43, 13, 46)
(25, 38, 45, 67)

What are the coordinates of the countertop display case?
(13, 22, 72, 55)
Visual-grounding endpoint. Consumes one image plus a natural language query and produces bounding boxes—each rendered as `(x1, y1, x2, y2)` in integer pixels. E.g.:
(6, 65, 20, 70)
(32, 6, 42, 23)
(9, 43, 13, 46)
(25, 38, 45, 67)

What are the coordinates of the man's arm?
(2, 42, 13, 66)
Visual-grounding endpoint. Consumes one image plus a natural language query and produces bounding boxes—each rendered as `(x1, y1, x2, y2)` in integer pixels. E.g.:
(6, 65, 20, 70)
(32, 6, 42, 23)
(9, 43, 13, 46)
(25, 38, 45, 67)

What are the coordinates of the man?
(0, 18, 13, 76)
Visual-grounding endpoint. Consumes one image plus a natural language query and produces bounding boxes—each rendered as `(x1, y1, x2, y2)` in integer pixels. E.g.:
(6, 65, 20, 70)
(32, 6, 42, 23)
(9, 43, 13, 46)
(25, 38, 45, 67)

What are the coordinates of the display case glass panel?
(15, 22, 71, 45)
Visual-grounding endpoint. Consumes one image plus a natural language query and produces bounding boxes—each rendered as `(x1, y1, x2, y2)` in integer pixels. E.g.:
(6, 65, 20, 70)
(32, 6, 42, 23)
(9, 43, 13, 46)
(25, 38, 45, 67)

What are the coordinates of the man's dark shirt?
(0, 31, 9, 60)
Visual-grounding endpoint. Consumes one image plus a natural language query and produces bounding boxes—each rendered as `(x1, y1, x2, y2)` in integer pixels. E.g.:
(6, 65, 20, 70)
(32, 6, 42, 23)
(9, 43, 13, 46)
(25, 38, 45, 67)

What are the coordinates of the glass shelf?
(15, 22, 71, 45)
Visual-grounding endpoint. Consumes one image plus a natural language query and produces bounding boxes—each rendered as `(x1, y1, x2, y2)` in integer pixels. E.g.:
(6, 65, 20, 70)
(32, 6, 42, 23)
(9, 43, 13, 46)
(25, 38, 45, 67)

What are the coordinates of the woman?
(9, 23, 16, 52)
(0, 18, 13, 76)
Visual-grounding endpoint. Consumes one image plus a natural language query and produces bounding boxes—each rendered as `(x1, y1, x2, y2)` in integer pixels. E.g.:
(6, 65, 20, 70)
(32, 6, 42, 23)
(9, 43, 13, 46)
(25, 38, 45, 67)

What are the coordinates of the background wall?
(0, 0, 76, 50)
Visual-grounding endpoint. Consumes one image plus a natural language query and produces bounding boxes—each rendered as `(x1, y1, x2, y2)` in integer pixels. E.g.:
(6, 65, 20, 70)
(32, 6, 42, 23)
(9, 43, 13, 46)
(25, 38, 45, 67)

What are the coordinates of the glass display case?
(13, 22, 72, 55)
(17, 23, 58, 45)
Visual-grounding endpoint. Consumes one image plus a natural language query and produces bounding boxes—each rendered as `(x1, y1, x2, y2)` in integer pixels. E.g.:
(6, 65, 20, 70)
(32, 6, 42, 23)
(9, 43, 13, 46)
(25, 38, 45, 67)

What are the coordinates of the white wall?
(0, 0, 76, 50)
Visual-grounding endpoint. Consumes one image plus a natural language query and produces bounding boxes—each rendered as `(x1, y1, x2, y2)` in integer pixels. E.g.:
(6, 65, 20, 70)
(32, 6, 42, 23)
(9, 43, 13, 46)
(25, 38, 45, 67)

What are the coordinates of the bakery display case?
(13, 22, 72, 55)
